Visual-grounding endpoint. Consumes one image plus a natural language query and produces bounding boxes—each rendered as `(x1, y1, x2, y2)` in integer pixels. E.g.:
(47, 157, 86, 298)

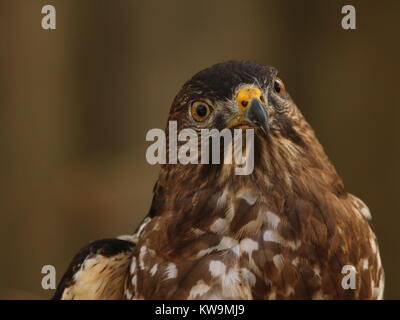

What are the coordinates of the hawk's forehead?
(183, 60, 277, 101)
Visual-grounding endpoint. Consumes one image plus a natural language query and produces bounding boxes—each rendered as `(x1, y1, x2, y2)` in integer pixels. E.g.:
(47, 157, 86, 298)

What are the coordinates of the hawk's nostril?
(241, 100, 248, 107)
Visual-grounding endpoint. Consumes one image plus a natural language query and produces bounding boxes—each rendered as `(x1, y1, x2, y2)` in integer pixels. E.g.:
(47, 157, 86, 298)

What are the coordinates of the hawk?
(54, 60, 384, 300)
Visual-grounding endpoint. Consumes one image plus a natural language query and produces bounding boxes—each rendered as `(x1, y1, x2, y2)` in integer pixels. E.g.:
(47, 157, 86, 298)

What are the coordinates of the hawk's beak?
(228, 86, 268, 132)
(245, 97, 268, 133)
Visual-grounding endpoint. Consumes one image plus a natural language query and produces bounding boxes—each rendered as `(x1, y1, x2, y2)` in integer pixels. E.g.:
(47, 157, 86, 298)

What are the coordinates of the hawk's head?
(158, 60, 343, 202)
(169, 60, 295, 139)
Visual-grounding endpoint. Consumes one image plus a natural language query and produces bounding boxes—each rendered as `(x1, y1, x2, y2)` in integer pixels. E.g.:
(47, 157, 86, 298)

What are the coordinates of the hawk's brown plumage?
(55, 60, 384, 300)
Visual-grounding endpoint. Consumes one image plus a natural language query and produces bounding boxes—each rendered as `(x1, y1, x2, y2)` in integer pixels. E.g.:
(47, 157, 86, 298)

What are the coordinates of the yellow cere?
(236, 86, 263, 112)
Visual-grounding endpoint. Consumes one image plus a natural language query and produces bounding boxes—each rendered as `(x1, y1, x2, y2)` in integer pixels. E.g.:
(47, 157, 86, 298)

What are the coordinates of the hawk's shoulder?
(347, 193, 372, 221)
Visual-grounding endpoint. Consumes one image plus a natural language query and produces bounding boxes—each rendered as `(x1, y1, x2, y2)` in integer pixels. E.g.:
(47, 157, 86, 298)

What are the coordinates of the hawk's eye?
(191, 101, 211, 122)
(273, 77, 286, 96)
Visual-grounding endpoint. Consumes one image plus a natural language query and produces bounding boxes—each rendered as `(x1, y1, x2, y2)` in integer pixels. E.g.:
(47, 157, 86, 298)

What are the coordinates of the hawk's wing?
(53, 212, 153, 300)
(52, 238, 135, 300)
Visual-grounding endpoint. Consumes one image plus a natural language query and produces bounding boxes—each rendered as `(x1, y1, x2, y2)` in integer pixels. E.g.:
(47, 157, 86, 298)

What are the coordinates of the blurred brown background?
(0, 0, 398, 299)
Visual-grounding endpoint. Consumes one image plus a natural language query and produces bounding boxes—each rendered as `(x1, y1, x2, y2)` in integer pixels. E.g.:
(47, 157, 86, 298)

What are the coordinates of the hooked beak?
(245, 97, 268, 133)
(227, 85, 268, 132)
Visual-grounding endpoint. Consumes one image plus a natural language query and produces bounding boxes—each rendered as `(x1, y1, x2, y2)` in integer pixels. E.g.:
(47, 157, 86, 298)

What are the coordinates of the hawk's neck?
(155, 129, 345, 243)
